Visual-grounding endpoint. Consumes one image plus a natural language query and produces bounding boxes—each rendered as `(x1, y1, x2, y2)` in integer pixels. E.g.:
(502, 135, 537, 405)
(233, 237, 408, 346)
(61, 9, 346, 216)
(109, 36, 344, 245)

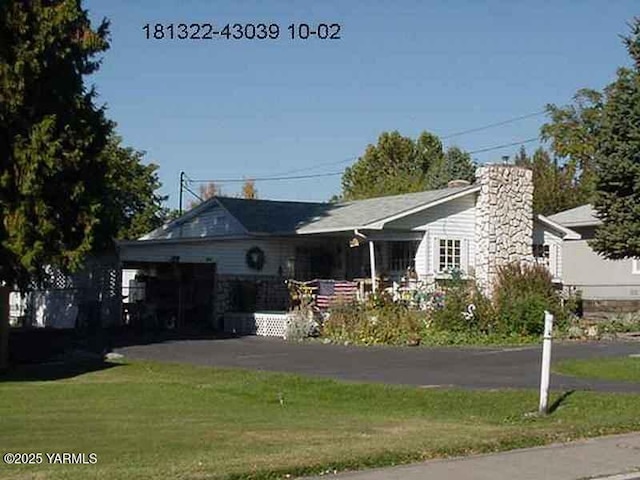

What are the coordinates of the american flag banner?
(314, 279, 358, 309)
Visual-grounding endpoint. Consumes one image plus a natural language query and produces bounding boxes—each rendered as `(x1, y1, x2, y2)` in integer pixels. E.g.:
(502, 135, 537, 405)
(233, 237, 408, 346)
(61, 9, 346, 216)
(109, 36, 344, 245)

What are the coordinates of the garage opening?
(121, 262, 216, 332)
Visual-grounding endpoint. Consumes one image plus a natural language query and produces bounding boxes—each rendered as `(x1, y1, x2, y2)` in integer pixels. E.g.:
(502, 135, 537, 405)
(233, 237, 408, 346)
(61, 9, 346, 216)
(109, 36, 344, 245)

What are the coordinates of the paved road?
(114, 336, 640, 392)
(302, 432, 640, 480)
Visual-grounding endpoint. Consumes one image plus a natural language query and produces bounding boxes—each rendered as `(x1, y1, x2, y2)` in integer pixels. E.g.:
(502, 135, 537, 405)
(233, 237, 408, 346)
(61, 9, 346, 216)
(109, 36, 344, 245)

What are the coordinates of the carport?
(119, 259, 216, 331)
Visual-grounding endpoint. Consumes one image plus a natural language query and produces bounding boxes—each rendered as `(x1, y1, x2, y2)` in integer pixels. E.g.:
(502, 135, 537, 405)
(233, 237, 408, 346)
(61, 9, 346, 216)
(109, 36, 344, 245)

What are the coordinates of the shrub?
(430, 270, 495, 334)
(497, 293, 549, 335)
(284, 309, 319, 342)
(321, 263, 578, 346)
(322, 295, 425, 345)
(284, 280, 320, 341)
(493, 263, 563, 336)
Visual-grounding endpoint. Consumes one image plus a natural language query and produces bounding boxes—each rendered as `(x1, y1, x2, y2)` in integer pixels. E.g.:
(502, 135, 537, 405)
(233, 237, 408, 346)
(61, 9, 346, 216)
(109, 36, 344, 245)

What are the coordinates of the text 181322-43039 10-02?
(142, 23, 341, 41)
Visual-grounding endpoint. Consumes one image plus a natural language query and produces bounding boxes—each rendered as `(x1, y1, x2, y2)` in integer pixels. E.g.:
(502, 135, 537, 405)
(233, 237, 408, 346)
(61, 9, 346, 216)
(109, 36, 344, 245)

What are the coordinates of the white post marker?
(539, 310, 554, 414)
(369, 240, 377, 294)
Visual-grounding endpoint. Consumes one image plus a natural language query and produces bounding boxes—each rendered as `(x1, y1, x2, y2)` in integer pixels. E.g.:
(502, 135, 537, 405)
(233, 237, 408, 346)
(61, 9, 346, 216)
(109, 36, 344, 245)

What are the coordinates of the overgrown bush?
(492, 263, 564, 336)
(284, 280, 319, 341)
(322, 294, 425, 345)
(284, 309, 319, 342)
(321, 263, 582, 346)
(429, 269, 496, 334)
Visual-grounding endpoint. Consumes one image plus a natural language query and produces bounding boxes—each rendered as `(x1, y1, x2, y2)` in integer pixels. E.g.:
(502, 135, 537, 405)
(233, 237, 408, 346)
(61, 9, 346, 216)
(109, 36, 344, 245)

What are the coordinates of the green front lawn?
(1, 360, 640, 480)
(555, 356, 640, 383)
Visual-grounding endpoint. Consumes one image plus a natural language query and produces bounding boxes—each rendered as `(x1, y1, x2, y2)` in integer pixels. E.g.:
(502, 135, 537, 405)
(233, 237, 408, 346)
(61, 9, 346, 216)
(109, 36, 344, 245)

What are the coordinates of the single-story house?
(117, 164, 579, 334)
(548, 204, 640, 317)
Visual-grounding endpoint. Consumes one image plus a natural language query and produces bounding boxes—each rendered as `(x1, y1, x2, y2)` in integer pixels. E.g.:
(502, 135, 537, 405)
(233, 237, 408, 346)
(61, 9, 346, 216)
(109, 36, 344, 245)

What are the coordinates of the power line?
(188, 171, 344, 184)
(441, 111, 546, 140)
(185, 136, 539, 184)
(183, 111, 546, 186)
(274, 156, 357, 177)
(468, 137, 539, 155)
(182, 108, 547, 187)
(183, 183, 204, 202)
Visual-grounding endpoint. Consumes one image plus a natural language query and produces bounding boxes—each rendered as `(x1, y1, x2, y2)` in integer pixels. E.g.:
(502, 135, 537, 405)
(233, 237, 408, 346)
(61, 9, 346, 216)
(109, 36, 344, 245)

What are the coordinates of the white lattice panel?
(224, 312, 289, 337)
(255, 313, 289, 337)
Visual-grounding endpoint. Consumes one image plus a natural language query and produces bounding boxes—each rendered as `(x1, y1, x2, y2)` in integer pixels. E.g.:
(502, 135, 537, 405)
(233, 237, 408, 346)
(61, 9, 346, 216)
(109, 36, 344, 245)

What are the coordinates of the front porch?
(117, 232, 425, 337)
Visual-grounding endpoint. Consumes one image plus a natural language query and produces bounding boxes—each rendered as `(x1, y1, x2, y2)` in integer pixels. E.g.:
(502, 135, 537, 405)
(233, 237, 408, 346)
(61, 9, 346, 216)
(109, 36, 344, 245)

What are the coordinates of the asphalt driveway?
(114, 336, 640, 392)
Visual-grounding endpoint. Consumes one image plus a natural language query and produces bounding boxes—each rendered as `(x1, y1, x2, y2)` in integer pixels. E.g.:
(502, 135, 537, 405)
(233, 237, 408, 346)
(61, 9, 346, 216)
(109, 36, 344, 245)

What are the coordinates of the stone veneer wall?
(214, 275, 289, 328)
(474, 165, 534, 296)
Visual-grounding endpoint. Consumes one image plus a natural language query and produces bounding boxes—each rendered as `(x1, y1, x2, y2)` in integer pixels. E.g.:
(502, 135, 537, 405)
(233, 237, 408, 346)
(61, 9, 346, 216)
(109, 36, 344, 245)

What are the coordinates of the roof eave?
(559, 220, 602, 228)
(536, 214, 582, 240)
(117, 234, 253, 247)
(364, 185, 481, 229)
(296, 226, 377, 235)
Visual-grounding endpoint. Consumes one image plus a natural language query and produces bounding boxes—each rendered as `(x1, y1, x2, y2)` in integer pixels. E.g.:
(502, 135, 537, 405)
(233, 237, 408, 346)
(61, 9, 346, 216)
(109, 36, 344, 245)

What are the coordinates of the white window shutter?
(461, 239, 469, 273)
(432, 236, 440, 274)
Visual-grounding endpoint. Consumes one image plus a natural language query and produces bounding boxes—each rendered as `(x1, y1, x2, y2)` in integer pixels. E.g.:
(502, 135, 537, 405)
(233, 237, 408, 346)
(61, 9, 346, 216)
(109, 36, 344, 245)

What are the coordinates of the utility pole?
(179, 171, 185, 215)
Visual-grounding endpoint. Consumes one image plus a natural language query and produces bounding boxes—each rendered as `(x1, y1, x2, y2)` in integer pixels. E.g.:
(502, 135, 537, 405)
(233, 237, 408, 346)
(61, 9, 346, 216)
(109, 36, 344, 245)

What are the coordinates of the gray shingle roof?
(295, 185, 477, 233)
(139, 185, 480, 240)
(548, 204, 601, 227)
(217, 185, 478, 235)
(215, 197, 327, 235)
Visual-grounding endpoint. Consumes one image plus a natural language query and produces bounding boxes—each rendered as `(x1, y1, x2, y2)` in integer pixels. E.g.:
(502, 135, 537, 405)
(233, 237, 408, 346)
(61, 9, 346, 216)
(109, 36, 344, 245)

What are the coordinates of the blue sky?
(85, 0, 638, 208)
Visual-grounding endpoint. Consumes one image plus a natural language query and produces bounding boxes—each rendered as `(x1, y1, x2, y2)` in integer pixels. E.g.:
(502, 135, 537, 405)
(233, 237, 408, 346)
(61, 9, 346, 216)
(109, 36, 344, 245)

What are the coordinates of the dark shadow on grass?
(106, 327, 245, 350)
(0, 359, 122, 383)
(548, 390, 576, 414)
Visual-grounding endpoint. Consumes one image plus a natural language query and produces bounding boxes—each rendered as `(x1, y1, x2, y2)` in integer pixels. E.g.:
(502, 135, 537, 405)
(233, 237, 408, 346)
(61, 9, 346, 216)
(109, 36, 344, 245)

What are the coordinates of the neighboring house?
(549, 204, 640, 307)
(117, 164, 577, 333)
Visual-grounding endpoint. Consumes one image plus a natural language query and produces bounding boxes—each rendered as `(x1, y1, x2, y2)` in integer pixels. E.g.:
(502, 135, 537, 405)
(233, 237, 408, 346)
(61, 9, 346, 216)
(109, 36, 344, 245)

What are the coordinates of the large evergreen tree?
(340, 131, 475, 201)
(0, 1, 167, 369)
(591, 19, 640, 259)
(0, 0, 112, 288)
(441, 146, 477, 188)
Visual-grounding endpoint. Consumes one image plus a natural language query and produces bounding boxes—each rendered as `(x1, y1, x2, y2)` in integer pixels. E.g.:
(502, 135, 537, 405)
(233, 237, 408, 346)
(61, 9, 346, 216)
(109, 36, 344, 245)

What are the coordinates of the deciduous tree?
(98, 136, 168, 241)
(541, 89, 604, 204)
(340, 131, 475, 200)
(188, 182, 219, 209)
(241, 179, 258, 199)
(514, 147, 580, 215)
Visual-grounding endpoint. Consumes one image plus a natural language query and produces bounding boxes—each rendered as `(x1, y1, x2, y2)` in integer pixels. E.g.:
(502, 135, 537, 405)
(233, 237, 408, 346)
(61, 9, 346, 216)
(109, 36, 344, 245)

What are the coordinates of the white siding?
(121, 238, 293, 276)
(533, 220, 564, 280)
(120, 237, 336, 277)
(385, 195, 477, 277)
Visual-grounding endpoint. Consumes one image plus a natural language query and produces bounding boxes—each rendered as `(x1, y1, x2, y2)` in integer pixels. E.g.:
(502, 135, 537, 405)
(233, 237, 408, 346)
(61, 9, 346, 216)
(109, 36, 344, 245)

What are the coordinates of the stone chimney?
(474, 165, 533, 296)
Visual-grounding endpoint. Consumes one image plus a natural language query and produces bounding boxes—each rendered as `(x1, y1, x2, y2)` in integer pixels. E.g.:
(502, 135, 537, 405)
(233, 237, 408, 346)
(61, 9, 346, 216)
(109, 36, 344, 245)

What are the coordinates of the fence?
(9, 259, 121, 329)
(223, 312, 291, 337)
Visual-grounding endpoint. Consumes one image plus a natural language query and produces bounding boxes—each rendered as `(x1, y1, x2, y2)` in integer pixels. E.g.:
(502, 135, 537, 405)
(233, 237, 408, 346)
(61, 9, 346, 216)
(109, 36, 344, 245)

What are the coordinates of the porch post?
(369, 240, 377, 294)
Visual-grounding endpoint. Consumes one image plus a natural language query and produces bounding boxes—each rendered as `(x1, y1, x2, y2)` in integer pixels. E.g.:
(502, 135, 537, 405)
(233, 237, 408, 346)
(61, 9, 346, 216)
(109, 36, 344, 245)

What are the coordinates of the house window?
(633, 259, 640, 275)
(389, 241, 419, 272)
(533, 244, 551, 268)
(533, 244, 550, 259)
(438, 239, 461, 272)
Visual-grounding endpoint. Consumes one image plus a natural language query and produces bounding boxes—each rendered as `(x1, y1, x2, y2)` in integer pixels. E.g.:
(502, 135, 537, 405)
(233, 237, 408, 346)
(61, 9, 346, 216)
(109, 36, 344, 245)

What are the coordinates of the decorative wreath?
(246, 246, 265, 271)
